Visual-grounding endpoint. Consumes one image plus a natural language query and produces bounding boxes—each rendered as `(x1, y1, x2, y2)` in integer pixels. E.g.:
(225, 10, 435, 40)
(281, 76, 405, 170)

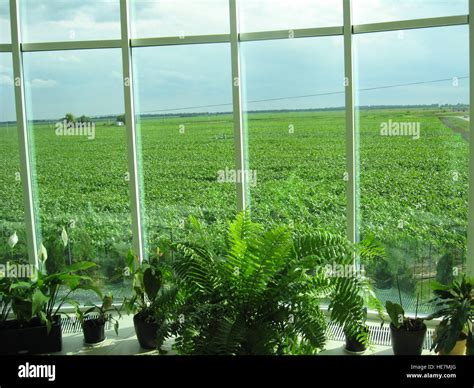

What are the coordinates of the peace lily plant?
(7, 231, 18, 261)
(0, 235, 100, 354)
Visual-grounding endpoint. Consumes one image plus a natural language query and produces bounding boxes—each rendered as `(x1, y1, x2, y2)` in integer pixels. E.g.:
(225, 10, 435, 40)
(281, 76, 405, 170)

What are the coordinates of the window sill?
(56, 315, 435, 356)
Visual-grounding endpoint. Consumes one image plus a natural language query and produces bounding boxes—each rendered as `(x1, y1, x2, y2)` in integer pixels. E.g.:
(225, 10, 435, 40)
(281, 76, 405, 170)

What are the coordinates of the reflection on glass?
(239, 0, 342, 32)
(242, 37, 346, 235)
(0, 53, 27, 263)
(0, 0, 10, 43)
(353, 0, 468, 25)
(23, 49, 131, 298)
(132, 43, 235, 257)
(355, 26, 469, 314)
(131, 0, 229, 38)
(20, 0, 120, 43)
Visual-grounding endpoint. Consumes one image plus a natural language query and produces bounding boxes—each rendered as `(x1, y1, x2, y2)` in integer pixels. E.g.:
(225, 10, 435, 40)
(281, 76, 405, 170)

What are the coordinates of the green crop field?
(0, 108, 469, 309)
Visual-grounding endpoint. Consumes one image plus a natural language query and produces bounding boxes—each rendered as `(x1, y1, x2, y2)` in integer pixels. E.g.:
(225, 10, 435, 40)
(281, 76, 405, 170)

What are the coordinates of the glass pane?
(0, 0, 10, 43)
(239, 0, 343, 32)
(242, 37, 346, 235)
(23, 49, 131, 299)
(132, 43, 235, 256)
(20, 0, 120, 43)
(353, 0, 468, 25)
(355, 26, 469, 314)
(131, 0, 229, 38)
(0, 53, 27, 263)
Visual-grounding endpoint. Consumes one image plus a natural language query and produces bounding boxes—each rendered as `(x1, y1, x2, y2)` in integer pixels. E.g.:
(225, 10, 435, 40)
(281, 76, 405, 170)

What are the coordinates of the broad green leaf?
(32, 289, 49, 316)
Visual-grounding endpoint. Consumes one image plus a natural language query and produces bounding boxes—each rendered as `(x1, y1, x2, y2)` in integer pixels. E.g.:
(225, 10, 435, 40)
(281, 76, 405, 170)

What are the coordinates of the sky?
(0, 0, 470, 121)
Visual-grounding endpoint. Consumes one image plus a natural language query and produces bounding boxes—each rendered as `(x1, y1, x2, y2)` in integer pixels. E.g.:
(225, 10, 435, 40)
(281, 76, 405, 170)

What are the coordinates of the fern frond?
(329, 277, 365, 332)
(292, 305, 327, 351)
(173, 243, 220, 295)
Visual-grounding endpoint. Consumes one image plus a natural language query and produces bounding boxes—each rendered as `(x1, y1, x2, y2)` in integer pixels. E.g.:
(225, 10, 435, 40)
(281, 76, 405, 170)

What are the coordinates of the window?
(131, 0, 229, 38)
(132, 43, 235, 255)
(0, 53, 27, 263)
(241, 37, 346, 234)
(1, 0, 472, 318)
(0, 0, 10, 43)
(23, 49, 131, 297)
(353, 0, 468, 25)
(355, 26, 469, 313)
(239, 0, 343, 32)
(20, 0, 121, 43)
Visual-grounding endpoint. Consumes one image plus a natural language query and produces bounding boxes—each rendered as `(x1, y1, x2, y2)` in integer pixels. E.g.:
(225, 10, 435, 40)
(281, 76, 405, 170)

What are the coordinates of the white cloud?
(15, 0, 467, 43)
(158, 69, 201, 81)
(21, 2, 120, 42)
(56, 54, 80, 63)
(353, 0, 467, 24)
(1, 0, 468, 120)
(131, 0, 229, 37)
(0, 63, 11, 74)
(239, 0, 342, 32)
(0, 74, 13, 85)
(109, 70, 122, 79)
(29, 78, 58, 88)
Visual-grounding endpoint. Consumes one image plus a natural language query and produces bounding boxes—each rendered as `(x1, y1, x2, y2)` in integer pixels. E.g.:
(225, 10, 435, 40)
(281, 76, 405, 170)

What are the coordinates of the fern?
(168, 212, 381, 355)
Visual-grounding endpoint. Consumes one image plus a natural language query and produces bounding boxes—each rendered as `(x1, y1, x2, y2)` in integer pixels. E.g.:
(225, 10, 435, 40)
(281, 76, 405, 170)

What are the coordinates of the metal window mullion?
(21, 40, 122, 52)
(0, 44, 12, 52)
(353, 14, 468, 34)
(344, 0, 357, 246)
(229, 0, 248, 212)
(131, 34, 230, 48)
(239, 26, 343, 42)
(9, 0, 38, 267)
(468, 0, 474, 276)
(120, 0, 144, 262)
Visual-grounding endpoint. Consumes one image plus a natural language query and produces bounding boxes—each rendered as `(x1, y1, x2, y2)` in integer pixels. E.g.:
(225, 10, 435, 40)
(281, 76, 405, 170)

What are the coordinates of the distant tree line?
(62, 113, 93, 124)
(116, 114, 126, 124)
(61, 113, 126, 125)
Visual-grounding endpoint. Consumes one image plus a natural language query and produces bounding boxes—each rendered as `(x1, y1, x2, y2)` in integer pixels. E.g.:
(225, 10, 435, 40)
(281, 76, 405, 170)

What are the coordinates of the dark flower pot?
(133, 314, 158, 350)
(390, 322, 427, 355)
(0, 316, 62, 355)
(344, 325, 369, 354)
(83, 318, 106, 345)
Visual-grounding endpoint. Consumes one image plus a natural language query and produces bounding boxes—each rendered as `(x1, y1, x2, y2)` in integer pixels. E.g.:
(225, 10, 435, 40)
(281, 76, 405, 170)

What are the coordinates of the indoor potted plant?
(0, 277, 13, 333)
(385, 292, 427, 355)
(428, 275, 473, 355)
(75, 293, 121, 346)
(343, 314, 370, 354)
(122, 251, 165, 350)
(338, 281, 384, 354)
(0, 260, 98, 355)
(166, 212, 384, 355)
(330, 237, 385, 355)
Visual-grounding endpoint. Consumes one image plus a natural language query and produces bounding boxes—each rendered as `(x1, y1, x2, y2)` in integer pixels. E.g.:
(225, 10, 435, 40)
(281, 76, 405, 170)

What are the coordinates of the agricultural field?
(0, 108, 469, 310)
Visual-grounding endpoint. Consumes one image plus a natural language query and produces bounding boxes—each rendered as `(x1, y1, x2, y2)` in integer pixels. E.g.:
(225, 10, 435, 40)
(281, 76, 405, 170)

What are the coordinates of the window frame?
(3, 0, 473, 278)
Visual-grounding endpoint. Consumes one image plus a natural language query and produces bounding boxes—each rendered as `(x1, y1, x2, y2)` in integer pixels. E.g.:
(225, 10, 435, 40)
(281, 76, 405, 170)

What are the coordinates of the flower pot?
(390, 322, 427, 355)
(83, 318, 106, 345)
(344, 325, 369, 355)
(133, 314, 158, 350)
(0, 316, 62, 355)
(438, 335, 467, 356)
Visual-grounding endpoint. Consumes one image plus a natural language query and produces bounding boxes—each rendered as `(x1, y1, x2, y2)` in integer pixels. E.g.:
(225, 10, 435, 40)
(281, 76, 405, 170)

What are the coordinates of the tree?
(436, 252, 455, 285)
(117, 114, 126, 124)
(78, 115, 91, 123)
(64, 113, 76, 124)
(372, 259, 393, 289)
